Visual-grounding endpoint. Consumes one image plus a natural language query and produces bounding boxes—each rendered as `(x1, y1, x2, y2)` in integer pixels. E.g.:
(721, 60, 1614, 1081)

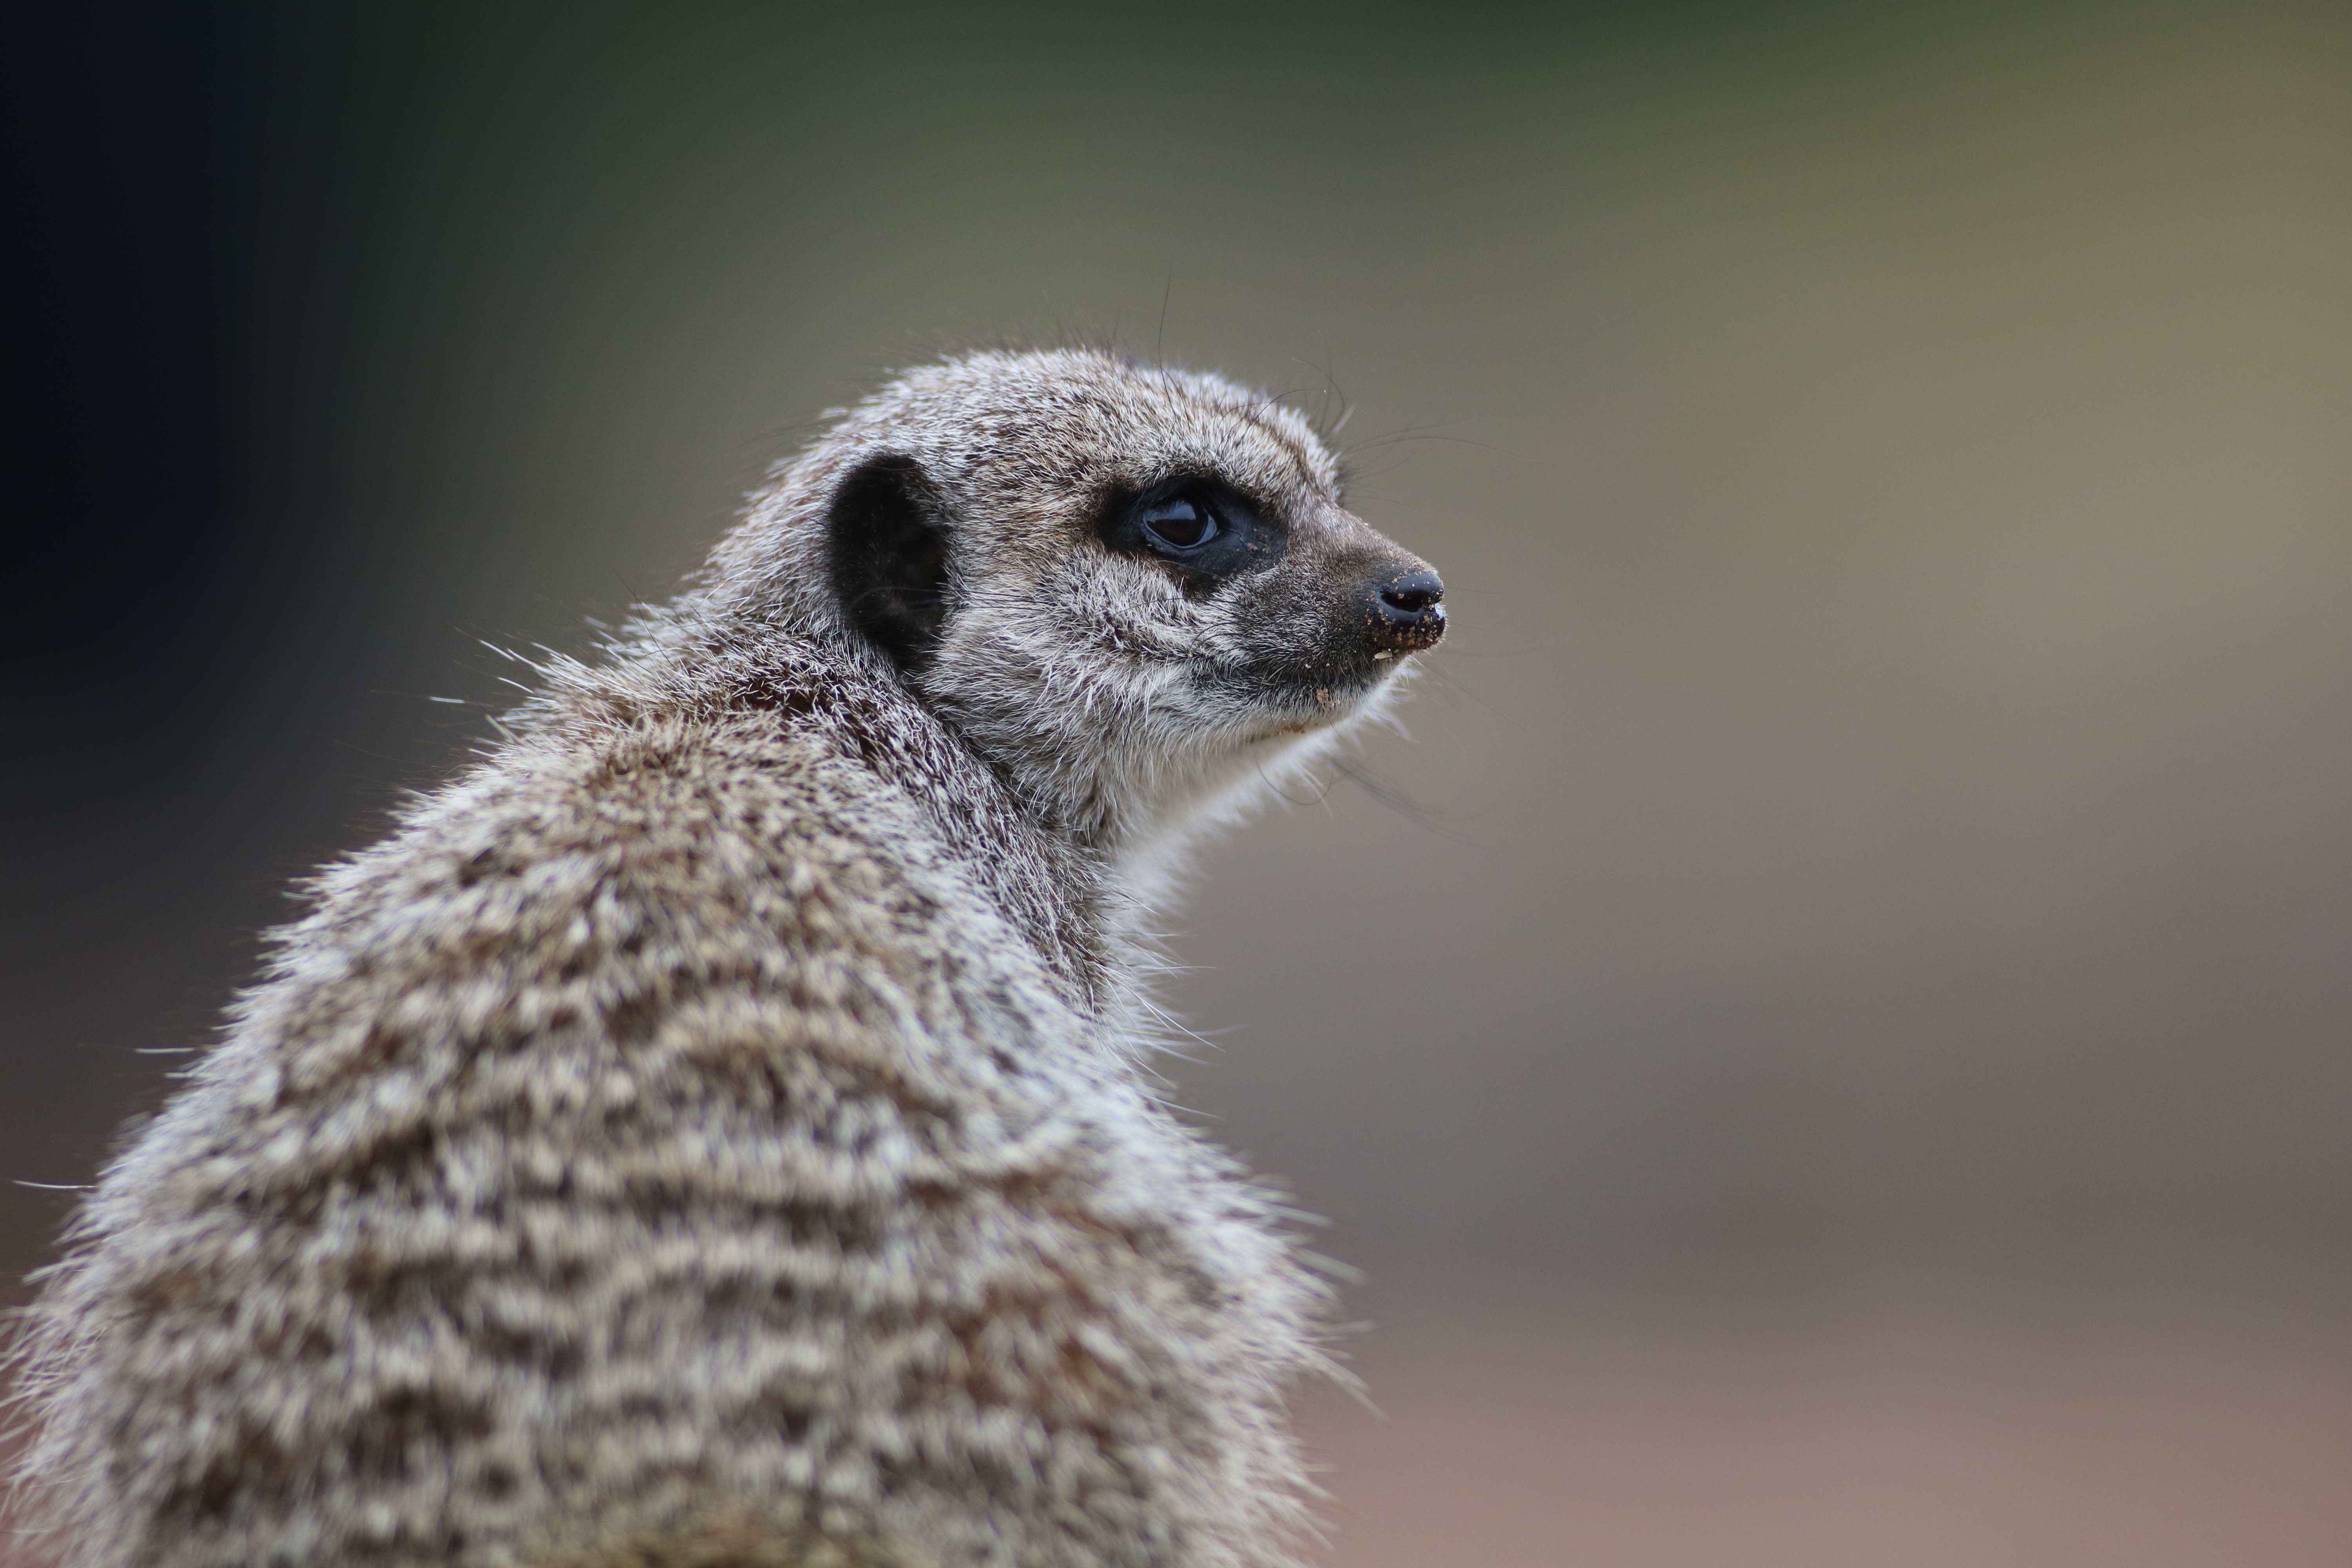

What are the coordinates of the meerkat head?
(695, 347, 1443, 872)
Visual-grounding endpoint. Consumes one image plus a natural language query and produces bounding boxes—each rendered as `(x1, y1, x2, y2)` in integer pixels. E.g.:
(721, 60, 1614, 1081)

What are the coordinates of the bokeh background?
(13, 3, 2350, 1563)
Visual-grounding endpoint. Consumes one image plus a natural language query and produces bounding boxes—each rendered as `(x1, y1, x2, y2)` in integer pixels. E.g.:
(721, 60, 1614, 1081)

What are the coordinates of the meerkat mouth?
(1227, 653, 1414, 737)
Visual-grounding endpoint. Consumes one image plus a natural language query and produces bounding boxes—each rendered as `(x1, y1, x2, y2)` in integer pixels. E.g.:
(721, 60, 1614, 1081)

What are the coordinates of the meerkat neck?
(552, 621, 1131, 1016)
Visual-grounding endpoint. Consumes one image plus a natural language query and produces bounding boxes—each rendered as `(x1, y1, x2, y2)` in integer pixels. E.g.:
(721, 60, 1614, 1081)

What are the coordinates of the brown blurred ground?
(1298, 1265, 2352, 1568)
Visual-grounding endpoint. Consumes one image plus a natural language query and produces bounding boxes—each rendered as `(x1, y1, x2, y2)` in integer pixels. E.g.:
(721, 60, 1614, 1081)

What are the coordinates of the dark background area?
(11, 4, 2351, 1562)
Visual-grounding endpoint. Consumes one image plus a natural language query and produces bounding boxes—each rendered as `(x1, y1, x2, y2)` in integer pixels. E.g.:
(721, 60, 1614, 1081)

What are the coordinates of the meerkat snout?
(1367, 564, 1446, 652)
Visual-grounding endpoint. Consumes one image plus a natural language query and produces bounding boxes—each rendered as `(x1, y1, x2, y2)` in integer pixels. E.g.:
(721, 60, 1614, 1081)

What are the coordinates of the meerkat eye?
(1099, 477, 1284, 587)
(1137, 494, 1221, 552)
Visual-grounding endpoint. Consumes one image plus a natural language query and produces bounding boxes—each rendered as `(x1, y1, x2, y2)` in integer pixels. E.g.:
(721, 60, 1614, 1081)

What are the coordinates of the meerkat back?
(6, 349, 1446, 1568)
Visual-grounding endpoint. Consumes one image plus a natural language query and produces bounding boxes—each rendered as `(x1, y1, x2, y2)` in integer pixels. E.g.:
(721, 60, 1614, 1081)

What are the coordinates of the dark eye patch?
(1098, 476, 1286, 588)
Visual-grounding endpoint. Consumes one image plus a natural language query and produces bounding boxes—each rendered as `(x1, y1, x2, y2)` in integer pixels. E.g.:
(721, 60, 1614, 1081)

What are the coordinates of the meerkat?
(4, 347, 1446, 1568)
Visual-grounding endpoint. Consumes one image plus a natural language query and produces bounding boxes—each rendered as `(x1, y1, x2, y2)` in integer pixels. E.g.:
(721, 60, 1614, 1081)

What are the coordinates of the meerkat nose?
(1366, 566, 1447, 653)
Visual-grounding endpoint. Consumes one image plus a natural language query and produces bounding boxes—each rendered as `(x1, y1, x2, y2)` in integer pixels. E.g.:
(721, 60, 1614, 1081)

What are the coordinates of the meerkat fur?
(5, 347, 1447, 1568)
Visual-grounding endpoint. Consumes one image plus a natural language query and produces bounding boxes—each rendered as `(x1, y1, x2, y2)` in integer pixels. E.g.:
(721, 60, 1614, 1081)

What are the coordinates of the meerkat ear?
(827, 453, 952, 669)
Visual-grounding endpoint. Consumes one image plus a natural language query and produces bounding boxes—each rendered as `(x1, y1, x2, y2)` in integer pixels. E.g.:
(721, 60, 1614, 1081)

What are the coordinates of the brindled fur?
(5, 349, 1443, 1568)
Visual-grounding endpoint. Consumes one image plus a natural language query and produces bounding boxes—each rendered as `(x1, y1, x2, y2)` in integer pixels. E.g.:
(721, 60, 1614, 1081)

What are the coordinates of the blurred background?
(11, 2, 2350, 1563)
